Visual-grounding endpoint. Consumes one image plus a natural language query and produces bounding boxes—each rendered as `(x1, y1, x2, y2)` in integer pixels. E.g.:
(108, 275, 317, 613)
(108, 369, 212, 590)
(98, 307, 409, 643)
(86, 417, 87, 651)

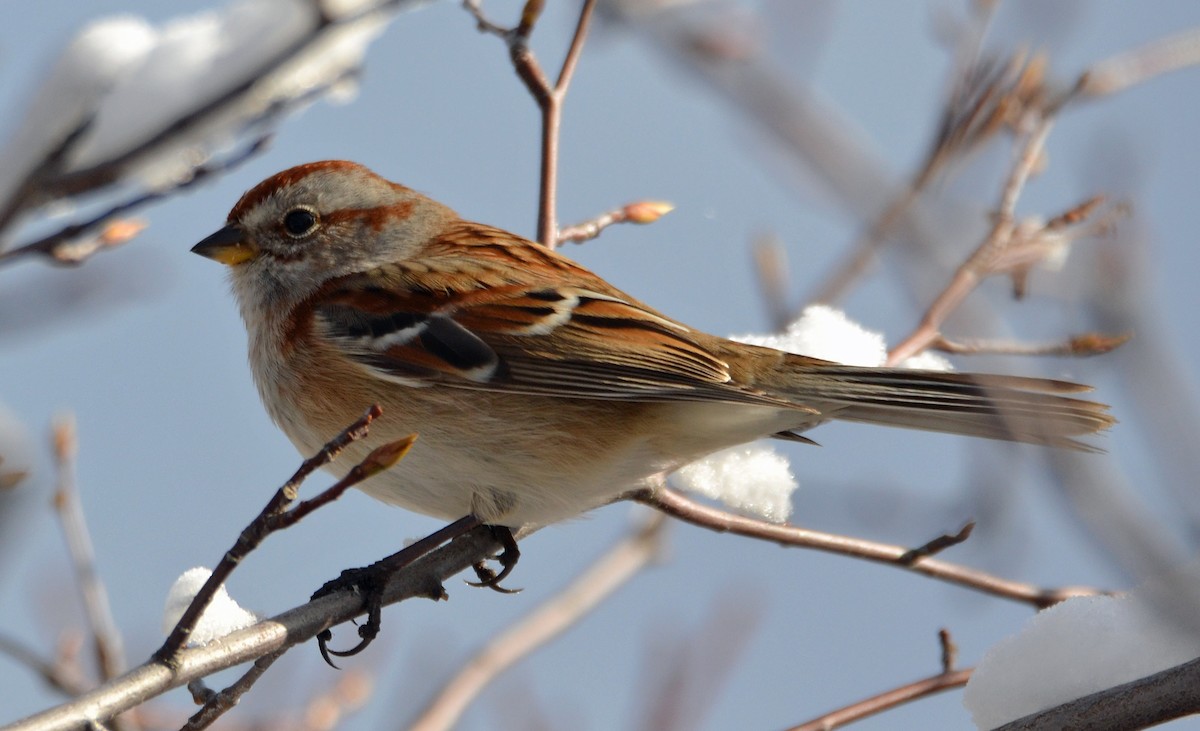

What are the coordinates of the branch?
(49, 416, 126, 684)
(156, 405, 388, 663)
(635, 487, 1102, 609)
(996, 655, 1200, 731)
(463, 0, 598, 247)
(1077, 26, 1200, 99)
(931, 331, 1132, 358)
(789, 668, 973, 731)
(556, 200, 674, 246)
(180, 650, 284, 730)
(7, 526, 504, 731)
(0, 136, 269, 268)
(884, 138, 1112, 365)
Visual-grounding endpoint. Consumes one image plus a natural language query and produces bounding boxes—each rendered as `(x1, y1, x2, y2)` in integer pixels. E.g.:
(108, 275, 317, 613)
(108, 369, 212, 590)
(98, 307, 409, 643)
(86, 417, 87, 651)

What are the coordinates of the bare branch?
(788, 668, 973, 731)
(996, 655, 1200, 731)
(556, 200, 673, 246)
(463, 0, 598, 247)
(885, 126, 1112, 365)
(6, 526, 505, 731)
(50, 415, 126, 684)
(0, 136, 269, 268)
(635, 487, 1103, 609)
(932, 332, 1132, 358)
(156, 405, 385, 663)
(898, 521, 975, 565)
(1078, 26, 1200, 98)
(181, 650, 284, 730)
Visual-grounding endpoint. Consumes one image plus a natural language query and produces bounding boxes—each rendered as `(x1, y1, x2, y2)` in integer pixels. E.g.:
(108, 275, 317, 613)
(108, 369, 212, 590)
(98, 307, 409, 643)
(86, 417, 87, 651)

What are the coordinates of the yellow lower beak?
(191, 225, 258, 266)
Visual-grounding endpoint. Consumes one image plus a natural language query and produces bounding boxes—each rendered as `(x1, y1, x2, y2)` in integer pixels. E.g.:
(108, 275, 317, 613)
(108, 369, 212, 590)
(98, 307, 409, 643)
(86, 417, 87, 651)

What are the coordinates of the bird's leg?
(467, 525, 521, 594)
(312, 514, 483, 665)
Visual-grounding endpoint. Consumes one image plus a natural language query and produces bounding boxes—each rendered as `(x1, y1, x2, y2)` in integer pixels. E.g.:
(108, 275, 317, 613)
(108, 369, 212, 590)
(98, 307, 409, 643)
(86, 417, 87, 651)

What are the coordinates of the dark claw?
(312, 568, 386, 667)
(317, 630, 340, 669)
(465, 526, 521, 593)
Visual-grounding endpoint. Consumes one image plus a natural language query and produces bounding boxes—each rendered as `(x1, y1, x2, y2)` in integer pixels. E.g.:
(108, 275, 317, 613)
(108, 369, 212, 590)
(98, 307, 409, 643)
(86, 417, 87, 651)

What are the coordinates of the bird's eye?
(282, 207, 319, 238)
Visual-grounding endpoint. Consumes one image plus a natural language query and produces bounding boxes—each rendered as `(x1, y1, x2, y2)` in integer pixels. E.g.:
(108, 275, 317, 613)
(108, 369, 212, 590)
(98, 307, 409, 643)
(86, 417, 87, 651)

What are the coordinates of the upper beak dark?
(191, 224, 258, 266)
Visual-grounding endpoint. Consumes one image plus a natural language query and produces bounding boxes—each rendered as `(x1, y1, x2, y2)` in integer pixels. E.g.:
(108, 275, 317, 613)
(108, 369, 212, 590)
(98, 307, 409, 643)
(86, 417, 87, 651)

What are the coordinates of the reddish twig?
(463, 0, 598, 247)
(788, 668, 973, 731)
(635, 487, 1102, 609)
(884, 123, 1114, 365)
(898, 521, 975, 565)
(556, 200, 674, 246)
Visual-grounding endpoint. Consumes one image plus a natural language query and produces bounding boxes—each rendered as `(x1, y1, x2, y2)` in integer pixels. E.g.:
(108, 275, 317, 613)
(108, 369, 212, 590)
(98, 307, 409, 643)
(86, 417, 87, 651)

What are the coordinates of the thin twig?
(939, 628, 958, 674)
(556, 200, 673, 246)
(931, 331, 1131, 358)
(181, 650, 285, 730)
(6, 527, 505, 731)
(463, 0, 598, 247)
(751, 233, 794, 331)
(883, 117, 1060, 367)
(788, 668, 973, 731)
(155, 405, 385, 664)
(807, 46, 1047, 305)
(50, 416, 126, 685)
(898, 521, 975, 565)
(635, 487, 1102, 609)
(409, 513, 666, 731)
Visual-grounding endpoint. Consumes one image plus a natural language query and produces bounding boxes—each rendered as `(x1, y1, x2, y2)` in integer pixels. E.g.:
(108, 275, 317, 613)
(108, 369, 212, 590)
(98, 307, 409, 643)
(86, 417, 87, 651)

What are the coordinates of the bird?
(192, 160, 1114, 534)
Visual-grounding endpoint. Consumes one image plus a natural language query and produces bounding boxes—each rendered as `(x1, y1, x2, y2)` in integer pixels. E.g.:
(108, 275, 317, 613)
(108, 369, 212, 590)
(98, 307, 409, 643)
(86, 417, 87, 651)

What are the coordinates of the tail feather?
(780, 362, 1115, 451)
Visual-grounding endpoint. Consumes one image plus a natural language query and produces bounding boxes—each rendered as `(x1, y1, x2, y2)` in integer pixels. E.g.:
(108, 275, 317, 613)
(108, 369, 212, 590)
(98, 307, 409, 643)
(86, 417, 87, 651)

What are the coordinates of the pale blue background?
(4, 1, 1200, 729)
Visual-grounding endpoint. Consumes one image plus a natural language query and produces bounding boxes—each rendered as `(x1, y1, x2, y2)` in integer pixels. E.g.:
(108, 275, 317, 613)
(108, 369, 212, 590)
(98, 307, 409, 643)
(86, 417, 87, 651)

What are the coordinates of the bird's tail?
(776, 357, 1115, 451)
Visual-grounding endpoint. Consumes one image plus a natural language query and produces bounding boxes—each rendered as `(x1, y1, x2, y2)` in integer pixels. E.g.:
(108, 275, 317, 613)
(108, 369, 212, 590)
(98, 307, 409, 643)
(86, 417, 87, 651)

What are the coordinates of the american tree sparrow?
(193, 161, 1114, 530)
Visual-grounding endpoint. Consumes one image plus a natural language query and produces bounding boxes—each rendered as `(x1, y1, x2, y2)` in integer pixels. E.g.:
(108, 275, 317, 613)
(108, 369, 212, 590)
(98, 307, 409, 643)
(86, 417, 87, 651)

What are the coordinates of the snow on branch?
(0, 0, 429, 262)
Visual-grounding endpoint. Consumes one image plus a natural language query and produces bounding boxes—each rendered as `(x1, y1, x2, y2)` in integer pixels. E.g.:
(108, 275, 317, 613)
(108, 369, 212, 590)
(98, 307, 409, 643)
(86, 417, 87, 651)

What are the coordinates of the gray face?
(219, 161, 454, 319)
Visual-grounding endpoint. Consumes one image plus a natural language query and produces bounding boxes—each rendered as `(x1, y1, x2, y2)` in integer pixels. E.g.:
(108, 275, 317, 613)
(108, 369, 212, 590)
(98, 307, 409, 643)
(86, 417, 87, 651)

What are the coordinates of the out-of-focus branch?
(1078, 26, 1200, 98)
(409, 513, 666, 731)
(0, 634, 90, 697)
(49, 416, 126, 686)
(884, 127, 1114, 365)
(0, 0, 419, 260)
(931, 331, 1131, 358)
(634, 487, 1102, 609)
(0, 136, 269, 268)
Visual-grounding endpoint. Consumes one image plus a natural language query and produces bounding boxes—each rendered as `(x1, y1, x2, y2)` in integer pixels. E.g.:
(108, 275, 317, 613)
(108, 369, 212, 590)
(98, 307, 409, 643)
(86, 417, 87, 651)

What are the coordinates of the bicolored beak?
(191, 224, 257, 266)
